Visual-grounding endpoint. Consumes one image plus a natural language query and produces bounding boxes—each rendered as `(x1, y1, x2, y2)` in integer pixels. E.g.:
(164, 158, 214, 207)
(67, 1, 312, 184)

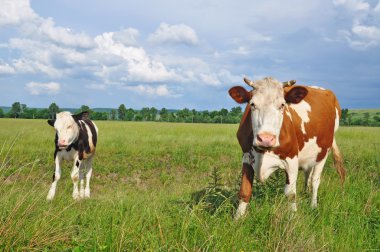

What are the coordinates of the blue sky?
(0, 0, 379, 110)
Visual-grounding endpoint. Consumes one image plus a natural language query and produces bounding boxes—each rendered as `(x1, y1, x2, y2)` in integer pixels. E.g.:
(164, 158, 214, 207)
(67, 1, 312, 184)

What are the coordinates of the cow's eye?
(250, 102, 257, 109)
(279, 103, 285, 110)
(67, 125, 72, 129)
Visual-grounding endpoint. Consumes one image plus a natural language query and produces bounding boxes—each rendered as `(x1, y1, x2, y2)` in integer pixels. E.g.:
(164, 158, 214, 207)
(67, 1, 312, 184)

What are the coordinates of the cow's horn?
(282, 80, 296, 87)
(244, 77, 255, 88)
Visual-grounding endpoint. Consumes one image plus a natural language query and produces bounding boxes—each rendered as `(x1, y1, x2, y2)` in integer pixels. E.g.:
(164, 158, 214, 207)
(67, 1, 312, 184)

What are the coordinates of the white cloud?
(85, 84, 107, 90)
(333, 0, 370, 12)
(148, 23, 199, 45)
(18, 18, 94, 49)
(0, 0, 37, 26)
(331, 0, 380, 49)
(0, 0, 93, 49)
(124, 84, 178, 97)
(13, 58, 62, 77)
(341, 24, 380, 49)
(375, 1, 380, 13)
(112, 28, 140, 46)
(34, 18, 94, 48)
(352, 24, 380, 40)
(199, 69, 241, 87)
(94, 32, 179, 83)
(0, 1, 237, 93)
(200, 73, 221, 86)
(0, 63, 15, 74)
(25, 82, 60, 95)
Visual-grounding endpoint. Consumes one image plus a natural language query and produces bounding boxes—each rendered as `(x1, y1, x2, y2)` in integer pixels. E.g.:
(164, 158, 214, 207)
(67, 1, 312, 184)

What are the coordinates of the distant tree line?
(0, 102, 244, 124)
(340, 108, 380, 127)
(1, 103, 379, 126)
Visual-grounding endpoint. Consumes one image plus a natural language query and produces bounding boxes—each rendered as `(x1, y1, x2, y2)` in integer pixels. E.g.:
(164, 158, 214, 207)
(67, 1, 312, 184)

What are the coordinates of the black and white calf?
(46, 111, 98, 200)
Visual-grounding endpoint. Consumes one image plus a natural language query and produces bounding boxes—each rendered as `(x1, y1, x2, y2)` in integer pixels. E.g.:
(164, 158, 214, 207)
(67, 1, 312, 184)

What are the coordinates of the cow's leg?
(84, 157, 93, 198)
(47, 153, 62, 201)
(71, 158, 82, 200)
(235, 153, 254, 220)
(304, 167, 314, 192)
(311, 155, 328, 208)
(284, 161, 299, 212)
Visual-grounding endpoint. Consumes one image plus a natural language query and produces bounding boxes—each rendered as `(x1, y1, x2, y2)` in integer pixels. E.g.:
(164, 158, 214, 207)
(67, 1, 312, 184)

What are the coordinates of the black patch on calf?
(74, 120, 94, 160)
(47, 119, 56, 127)
(53, 133, 59, 159)
(84, 119, 97, 147)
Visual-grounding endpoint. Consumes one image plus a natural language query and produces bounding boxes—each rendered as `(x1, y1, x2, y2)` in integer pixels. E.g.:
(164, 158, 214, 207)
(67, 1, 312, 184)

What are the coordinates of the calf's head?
(229, 77, 307, 150)
(47, 111, 89, 149)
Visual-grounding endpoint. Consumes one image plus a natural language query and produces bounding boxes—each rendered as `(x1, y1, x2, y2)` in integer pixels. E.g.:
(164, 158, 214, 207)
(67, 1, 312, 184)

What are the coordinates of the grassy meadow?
(0, 118, 379, 251)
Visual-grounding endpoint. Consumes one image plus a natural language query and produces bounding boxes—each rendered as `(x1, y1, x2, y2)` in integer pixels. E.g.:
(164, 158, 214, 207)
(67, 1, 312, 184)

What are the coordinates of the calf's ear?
(73, 111, 89, 121)
(229, 86, 251, 104)
(285, 86, 308, 104)
(47, 119, 55, 127)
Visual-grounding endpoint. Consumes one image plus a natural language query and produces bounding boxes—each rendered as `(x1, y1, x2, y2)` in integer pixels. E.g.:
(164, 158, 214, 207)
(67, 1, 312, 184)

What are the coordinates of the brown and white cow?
(46, 111, 98, 201)
(229, 77, 345, 219)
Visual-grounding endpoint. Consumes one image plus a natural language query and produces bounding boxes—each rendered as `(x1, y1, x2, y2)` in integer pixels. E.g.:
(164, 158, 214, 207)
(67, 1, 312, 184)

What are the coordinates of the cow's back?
(286, 86, 340, 164)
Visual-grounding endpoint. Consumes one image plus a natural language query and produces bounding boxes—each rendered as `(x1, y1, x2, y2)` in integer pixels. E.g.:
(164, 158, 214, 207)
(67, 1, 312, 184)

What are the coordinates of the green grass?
(0, 119, 379, 251)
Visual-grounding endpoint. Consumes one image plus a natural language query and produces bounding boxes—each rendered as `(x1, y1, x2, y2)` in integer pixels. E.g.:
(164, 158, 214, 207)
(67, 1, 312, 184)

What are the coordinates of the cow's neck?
(272, 106, 299, 160)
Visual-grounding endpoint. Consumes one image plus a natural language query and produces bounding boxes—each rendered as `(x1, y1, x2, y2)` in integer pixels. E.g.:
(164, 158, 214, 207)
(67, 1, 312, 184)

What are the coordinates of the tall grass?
(0, 119, 379, 250)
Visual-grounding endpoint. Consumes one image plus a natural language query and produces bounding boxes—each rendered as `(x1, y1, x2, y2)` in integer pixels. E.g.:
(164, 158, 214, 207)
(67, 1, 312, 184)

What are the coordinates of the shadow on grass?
(188, 187, 238, 215)
(184, 169, 289, 217)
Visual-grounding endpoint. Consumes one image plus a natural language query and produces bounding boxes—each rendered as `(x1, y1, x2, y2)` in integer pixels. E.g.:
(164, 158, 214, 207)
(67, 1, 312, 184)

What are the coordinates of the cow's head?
(229, 77, 307, 150)
(47, 111, 89, 149)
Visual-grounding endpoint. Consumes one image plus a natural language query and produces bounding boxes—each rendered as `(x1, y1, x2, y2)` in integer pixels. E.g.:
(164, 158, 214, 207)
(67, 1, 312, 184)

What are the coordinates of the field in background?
(0, 119, 379, 251)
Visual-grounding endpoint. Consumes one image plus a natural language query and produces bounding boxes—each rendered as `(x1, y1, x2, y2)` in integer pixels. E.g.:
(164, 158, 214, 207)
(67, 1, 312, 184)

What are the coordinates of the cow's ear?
(229, 86, 251, 104)
(285, 86, 308, 104)
(47, 119, 55, 127)
(73, 111, 89, 121)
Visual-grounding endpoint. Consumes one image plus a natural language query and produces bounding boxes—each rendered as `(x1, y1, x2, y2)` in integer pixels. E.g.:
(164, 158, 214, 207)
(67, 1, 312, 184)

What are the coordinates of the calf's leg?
(81, 157, 93, 198)
(47, 154, 62, 201)
(79, 162, 86, 199)
(71, 158, 82, 200)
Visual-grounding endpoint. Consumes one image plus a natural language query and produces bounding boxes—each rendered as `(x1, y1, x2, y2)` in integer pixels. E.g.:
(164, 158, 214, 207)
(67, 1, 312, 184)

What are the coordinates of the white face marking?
(54, 112, 79, 148)
(289, 100, 311, 134)
(249, 78, 286, 148)
(298, 136, 322, 169)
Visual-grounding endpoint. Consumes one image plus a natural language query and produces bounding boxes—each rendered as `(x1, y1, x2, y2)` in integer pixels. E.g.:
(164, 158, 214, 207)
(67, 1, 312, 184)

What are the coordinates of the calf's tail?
(332, 138, 346, 184)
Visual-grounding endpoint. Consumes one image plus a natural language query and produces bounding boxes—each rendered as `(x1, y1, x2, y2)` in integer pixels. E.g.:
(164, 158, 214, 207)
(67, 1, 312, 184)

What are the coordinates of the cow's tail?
(332, 138, 346, 184)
